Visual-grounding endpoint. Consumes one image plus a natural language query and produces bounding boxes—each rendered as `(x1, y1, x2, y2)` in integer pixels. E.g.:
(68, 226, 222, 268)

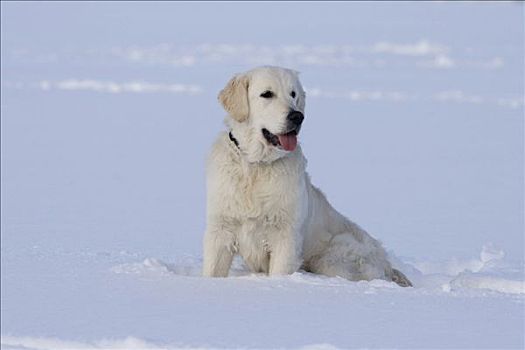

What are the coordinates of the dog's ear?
(218, 74, 250, 122)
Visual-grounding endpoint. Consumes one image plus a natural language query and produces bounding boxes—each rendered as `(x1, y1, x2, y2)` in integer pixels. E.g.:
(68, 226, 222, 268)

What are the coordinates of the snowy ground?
(1, 2, 524, 349)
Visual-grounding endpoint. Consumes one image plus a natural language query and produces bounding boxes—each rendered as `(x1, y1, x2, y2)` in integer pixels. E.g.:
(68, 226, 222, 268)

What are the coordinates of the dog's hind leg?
(307, 232, 398, 283)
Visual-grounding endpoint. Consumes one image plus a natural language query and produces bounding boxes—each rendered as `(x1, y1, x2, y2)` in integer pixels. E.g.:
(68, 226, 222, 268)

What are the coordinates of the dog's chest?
(210, 153, 304, 228)
(232, 162, 296, 221)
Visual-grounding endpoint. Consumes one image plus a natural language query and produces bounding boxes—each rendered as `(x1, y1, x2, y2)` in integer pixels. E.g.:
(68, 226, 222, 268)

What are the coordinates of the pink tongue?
(278, 134, 297, 151)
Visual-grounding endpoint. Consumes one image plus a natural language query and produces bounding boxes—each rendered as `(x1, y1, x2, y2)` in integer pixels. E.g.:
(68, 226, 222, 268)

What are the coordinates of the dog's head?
(219, 66, 306, 163)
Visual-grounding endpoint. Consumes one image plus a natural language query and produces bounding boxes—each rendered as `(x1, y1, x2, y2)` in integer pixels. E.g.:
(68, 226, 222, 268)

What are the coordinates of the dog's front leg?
(203, 225, 236, 277)
(268, 229, 303, 275)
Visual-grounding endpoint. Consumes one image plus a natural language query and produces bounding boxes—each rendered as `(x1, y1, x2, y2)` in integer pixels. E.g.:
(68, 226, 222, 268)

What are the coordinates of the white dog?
(203, 66, 411, 287)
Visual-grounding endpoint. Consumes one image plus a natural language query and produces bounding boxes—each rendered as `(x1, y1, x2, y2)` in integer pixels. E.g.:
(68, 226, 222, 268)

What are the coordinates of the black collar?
(229, 131, 240, 148)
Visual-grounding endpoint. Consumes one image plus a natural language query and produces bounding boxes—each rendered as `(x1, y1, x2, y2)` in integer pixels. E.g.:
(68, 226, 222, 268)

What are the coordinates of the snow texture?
(1, 2, 524, 349)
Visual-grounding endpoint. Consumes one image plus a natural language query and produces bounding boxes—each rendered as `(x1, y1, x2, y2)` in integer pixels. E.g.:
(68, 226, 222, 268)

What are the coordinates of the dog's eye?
(290, 91, 296, 98)
(260, 91, 274, 98)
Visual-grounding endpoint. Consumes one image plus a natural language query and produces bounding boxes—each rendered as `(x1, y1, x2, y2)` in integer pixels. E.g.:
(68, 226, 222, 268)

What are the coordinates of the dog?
(203, 66, 412, 287)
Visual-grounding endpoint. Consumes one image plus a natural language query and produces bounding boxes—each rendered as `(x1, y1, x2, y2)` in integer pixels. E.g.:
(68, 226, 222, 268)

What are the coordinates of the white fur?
(203, 66, 411, 286)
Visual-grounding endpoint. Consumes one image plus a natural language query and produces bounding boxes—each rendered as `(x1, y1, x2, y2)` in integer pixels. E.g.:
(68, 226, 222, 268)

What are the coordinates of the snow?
(38, 80, 203, 95)
(372, 40, 448, 56)
(2, 246, 524, 349)
(1, 1, 524, 349)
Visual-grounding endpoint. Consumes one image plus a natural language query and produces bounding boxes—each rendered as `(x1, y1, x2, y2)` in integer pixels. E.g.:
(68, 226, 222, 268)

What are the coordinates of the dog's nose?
(287, 110, 304, 127)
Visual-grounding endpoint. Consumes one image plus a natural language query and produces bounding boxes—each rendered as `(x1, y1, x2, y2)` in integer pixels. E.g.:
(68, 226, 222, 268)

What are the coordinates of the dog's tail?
(392, 268, 413, 287)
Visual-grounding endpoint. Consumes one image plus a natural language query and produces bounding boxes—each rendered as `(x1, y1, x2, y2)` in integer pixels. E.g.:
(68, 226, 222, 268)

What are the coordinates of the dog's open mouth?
(262, 128, 299, 152)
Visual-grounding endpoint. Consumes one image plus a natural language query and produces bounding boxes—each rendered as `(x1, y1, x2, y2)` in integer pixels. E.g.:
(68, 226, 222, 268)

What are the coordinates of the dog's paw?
(392, 268, 413, 287)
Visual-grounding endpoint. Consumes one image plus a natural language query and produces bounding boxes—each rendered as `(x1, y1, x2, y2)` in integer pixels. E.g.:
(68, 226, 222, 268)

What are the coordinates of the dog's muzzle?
(262, 110, 304, 152)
